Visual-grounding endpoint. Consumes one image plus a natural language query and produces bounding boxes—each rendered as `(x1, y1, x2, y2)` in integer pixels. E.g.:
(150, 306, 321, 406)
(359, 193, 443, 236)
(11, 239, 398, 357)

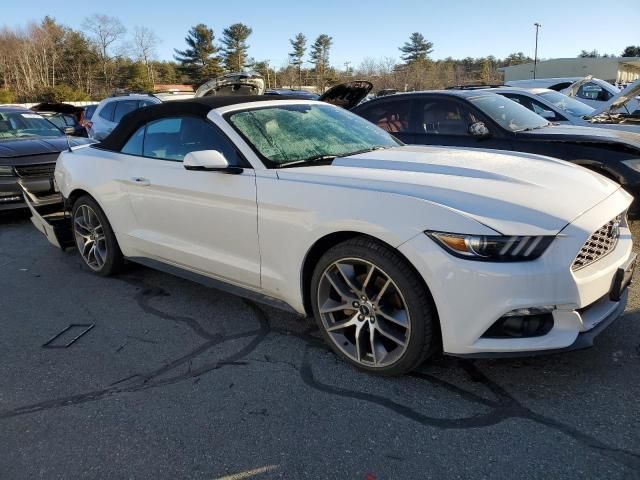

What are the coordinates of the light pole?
(533, 22, 541, 79)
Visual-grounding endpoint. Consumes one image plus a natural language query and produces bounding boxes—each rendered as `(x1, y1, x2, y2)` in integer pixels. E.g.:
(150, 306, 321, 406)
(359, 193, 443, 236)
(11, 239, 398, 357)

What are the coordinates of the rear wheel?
(310, 237, 438, 375)
(72, 196, 123, 276)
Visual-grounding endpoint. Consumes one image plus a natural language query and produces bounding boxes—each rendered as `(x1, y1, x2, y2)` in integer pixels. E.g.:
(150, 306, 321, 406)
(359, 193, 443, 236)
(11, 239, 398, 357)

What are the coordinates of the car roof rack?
(446, 84, 505, 90)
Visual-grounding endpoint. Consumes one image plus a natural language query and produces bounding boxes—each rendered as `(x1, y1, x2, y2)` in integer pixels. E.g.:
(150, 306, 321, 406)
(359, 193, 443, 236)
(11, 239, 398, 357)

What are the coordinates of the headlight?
(622, 159, 640, 173)
(426, 231, 553, 261)
(0, 166, 14, 176)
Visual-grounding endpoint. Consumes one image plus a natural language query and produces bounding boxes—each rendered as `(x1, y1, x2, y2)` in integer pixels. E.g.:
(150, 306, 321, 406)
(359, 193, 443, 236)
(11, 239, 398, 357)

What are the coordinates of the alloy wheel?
(317, 258, 411, 368)
(73, 204, 108, 271)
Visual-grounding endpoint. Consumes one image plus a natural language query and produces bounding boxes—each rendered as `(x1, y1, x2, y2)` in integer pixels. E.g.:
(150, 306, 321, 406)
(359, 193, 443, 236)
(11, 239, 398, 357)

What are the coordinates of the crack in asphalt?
(1, 272, 638, 472)
(299, 353, 640, 470)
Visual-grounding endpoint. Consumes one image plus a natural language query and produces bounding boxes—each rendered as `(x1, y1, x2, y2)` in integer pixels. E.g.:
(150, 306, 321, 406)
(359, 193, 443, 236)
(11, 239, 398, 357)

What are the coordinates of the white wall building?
(500, 57, 640, 83)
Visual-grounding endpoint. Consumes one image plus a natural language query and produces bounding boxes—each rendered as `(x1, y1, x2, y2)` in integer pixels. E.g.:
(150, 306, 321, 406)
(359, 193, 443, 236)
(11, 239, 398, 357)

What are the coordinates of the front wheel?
(310, 237, 438, 375)
(72, 195, 123, 276)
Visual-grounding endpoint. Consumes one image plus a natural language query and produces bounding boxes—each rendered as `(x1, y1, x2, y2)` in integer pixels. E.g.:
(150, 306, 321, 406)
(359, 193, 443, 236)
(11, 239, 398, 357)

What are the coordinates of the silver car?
(88, 95, 161, 141)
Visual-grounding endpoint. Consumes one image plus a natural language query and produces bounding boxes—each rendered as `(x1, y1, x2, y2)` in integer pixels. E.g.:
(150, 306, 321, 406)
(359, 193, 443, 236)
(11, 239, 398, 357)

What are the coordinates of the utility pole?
(265, 60, 271, 89)
(533, 22, 541, 79)
(344, 61, 351, 76)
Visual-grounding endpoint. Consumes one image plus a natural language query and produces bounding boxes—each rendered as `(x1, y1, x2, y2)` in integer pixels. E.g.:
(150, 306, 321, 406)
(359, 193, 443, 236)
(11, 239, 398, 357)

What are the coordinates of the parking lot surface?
(1, 211, 639, 479)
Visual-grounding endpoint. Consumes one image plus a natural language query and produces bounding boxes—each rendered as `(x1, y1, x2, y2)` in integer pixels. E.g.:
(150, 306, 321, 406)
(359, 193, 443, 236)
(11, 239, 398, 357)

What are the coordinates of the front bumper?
(0, 176, 26, 210)
(398, 188, 634, 356)
(0, 171, 60, 211)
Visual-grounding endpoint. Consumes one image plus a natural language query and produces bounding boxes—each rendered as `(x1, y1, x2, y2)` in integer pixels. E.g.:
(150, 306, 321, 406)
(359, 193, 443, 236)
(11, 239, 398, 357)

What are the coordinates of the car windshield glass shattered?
(538, 91, 595, 117)
(469, 94, 549, 132)
(227, 103, 400, 167)
(0, 111, 63, 140)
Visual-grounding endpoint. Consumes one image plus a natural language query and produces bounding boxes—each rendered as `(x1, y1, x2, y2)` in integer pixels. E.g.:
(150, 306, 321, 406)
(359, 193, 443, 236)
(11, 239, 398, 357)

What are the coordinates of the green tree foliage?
(38, 85, 89, 103)
(310, 34, 332, 91)
(622, 45, 640, 57)
(221, 23, 252, 72)
(174, 24, 223, 87)
(504, 52, 533, 66)
(0, 90, 15, 103)
(289, 33, 306, 88)
(578, 49, 600, 58)
(399, 32, 433, 64)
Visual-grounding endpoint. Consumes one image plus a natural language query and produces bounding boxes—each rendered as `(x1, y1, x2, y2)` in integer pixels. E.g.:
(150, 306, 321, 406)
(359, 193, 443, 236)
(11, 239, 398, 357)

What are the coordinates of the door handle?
(130, 177, 150, 186)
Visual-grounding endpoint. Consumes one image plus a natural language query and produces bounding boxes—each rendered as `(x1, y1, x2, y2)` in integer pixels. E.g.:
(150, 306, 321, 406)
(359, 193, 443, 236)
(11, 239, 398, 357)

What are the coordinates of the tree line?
(0, 14, 637, 103)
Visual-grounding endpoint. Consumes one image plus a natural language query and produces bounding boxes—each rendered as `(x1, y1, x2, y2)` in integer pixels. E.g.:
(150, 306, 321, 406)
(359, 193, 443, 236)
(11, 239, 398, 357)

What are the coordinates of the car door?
(413, 96, 512, 150)
(351, 98, 417, 144)
(121, 115, 261, 288)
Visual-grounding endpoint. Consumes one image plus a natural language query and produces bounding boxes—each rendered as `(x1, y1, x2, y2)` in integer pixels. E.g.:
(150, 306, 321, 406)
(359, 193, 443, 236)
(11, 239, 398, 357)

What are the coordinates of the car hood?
(0, 137, 93, 164)
(277, 145, 622, 236)
(589, 79, 640, 116)
(319, 81, 373, 109)
(517, 123, 640, 150)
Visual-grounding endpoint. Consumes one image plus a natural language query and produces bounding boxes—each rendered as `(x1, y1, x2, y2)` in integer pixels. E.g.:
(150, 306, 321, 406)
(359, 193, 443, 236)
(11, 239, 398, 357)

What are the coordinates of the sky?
(2, 0, 638, 68)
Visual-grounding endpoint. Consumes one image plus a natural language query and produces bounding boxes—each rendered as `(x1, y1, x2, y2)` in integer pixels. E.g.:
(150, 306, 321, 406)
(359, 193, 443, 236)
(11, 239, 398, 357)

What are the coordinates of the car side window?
(141, 116, 240, 164)
(503, 94, 564, 122)
(121, 125, 145, 156)
(422, 99, 480, 136)
(356, 100, 413, 133)
(113, 100, 140, 123)
(98, 101, 116, 121)
(528, 98, 566, 121)
(576, 83, 613, 101)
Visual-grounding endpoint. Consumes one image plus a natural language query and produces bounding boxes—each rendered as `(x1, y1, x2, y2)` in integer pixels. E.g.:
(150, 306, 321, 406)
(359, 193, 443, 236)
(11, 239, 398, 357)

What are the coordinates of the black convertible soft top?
(97, 95, 308, 152)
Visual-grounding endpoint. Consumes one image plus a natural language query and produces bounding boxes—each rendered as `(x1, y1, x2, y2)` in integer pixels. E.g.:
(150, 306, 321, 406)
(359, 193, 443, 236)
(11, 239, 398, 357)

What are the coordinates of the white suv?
(87, 95, 161, 141)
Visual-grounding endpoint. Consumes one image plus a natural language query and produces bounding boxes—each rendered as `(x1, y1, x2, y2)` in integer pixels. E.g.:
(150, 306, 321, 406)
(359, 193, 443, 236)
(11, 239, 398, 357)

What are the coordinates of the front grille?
(14, 163, 56, 178)
(571, 215, 622, 271)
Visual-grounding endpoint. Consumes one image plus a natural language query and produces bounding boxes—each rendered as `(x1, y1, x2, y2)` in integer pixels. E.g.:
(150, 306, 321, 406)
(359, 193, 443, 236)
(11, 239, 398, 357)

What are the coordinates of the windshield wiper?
(276, 155, 337, 169)
(276, 146, 392, 169)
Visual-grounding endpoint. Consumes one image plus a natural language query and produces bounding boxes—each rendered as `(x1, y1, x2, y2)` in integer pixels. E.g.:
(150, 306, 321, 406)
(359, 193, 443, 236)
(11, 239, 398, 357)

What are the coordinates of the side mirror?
(539, 110, 556, 120)
(468, 121, 491, 137)
(183, 150, 242, 174)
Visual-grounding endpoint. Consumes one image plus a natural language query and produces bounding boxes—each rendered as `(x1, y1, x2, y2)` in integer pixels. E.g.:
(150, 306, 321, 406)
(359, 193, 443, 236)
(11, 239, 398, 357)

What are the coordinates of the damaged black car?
(0, 106, 93, 212)
(351, 89, 640, 213)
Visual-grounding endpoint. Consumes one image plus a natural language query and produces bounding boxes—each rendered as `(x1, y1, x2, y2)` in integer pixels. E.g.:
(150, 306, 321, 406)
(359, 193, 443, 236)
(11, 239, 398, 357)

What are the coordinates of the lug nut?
(369, 317, 375, 324)
(358, 315, 364, 321)
(353, 301, 360, 308)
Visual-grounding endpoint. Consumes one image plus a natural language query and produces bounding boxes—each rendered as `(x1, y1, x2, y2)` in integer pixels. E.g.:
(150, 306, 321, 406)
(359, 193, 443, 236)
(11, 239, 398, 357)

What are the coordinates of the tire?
(71, 195, 123, 276)
(310, 236, 438, 376)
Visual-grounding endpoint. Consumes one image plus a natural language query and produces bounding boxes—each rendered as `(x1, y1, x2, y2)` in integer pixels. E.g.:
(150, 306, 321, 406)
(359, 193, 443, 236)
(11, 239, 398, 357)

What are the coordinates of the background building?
(500, 57, 640, 83)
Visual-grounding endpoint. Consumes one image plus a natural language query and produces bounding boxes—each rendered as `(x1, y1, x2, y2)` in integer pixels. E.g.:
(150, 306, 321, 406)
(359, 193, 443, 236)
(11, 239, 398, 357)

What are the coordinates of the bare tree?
(82, 13, 126, 88)
(133, 26, 159, 86)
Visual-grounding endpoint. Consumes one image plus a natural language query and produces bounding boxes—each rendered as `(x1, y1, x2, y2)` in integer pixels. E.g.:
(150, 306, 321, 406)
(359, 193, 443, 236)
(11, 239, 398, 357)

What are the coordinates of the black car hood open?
(0, 137, 93, 164)
(517, 124, 640, 151)
(320, 81, 373, 109)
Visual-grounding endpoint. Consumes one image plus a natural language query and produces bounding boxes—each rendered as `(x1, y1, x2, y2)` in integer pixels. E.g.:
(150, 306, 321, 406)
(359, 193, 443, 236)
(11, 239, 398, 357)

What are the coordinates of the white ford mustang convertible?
(24, 96, 635, 375)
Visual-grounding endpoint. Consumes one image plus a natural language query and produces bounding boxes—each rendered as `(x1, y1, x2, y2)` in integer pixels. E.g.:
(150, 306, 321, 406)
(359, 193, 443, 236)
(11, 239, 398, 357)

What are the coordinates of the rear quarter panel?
(56, 146, 137, 252)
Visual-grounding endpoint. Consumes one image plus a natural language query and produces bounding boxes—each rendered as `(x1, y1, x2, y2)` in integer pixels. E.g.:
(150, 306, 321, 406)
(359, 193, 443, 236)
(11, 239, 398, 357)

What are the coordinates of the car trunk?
(195, 72, 266, 97)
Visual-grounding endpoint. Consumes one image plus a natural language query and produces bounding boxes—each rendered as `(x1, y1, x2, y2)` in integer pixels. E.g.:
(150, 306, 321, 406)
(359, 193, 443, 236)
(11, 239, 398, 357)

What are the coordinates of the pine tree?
(310, 34, 332, 91)
(174, 24, 223, 87)
(399, 32, 433, 64)
(221, 23, 252, 72)
(289, 33, 306, 88)
(622, 45, 640, 57)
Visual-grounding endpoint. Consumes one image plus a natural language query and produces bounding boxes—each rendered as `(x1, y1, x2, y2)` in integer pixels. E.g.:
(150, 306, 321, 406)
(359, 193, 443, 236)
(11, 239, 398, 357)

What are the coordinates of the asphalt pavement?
(1, 210, 639, 479)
